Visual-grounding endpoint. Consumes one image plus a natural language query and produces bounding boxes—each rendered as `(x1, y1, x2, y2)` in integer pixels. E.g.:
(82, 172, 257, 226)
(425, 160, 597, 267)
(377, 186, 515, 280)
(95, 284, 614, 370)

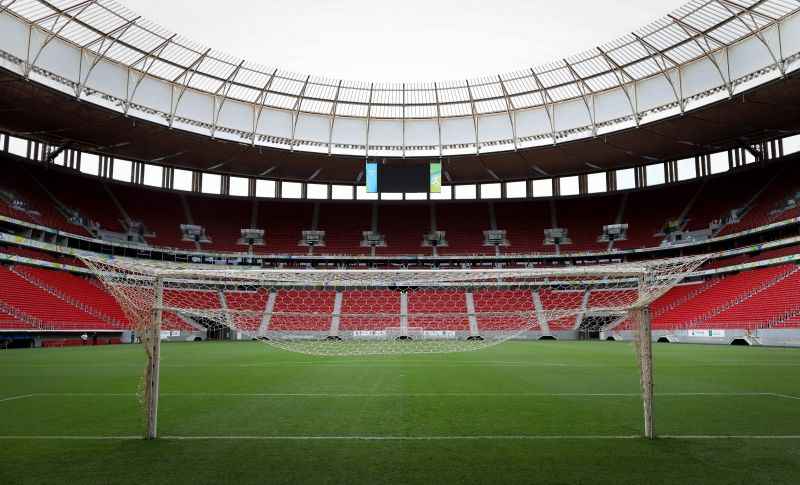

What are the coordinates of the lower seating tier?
(2, 261, 800, 333)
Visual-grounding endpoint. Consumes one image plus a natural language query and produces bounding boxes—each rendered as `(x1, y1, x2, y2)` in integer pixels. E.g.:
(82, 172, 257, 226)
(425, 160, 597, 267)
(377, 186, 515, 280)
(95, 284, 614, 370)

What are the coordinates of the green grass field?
(1, 341, 799, 484)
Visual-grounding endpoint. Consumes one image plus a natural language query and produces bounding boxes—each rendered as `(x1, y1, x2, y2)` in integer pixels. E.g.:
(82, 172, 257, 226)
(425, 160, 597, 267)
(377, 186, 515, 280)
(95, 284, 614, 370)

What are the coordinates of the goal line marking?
(7, 361, 800, 369)
(2, 392, 798, 400)
(1, 435, 799, 441)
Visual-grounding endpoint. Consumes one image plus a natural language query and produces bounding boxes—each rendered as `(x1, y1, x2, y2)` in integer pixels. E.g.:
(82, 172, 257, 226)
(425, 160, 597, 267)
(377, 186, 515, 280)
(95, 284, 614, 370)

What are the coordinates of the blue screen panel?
(366, 162, 378, 193)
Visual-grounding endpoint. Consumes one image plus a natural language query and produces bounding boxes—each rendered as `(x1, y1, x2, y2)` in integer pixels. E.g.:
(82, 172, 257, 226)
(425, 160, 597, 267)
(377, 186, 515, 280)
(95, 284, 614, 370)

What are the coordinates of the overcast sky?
(124, 0, 686, 82)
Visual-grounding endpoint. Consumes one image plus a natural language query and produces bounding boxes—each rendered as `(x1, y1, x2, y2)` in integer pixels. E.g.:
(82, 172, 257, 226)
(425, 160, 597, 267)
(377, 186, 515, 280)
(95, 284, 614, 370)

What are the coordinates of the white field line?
(660, 435, 800, 439)
(0, 434, 799, 441)
(5, 361, 800, 369)
(0, 435, 142, 440)
(2, 392, 798, 399)
(0, 394, 36, 403)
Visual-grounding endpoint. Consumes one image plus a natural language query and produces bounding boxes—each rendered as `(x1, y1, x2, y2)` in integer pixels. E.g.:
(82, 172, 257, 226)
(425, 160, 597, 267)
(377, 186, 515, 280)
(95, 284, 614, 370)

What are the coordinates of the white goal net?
(80, 255, 707, 356)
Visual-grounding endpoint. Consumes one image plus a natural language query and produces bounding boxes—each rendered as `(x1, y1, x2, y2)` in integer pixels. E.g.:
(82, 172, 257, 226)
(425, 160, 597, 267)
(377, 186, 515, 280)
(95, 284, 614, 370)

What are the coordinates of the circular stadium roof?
(0, 0, 799, 160)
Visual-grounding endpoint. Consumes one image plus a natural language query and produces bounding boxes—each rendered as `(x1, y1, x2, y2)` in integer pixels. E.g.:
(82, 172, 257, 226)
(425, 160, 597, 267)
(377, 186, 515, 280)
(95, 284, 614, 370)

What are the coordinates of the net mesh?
(80, 256, 707, 356)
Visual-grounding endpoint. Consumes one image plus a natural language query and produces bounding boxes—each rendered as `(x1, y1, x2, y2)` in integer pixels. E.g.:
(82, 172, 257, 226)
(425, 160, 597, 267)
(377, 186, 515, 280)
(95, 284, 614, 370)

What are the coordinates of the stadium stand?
(109, 184, 197, 250)
(187, 195, 252, 252)
(651, 265, 797, 330)
(14, 266, 129, 327)
(377, 203, 430, 255)
(4, 153, 800, 338)
(255, 201, 315, 254)
(704, 244, 800, 269)
(318, 203, 372, 255)
(35, 169, 126, 234)
(473, 290, 536, 331)
(699, 267, 800, 329)
(224, 290, 269, 332)
(719, 162, 800, 235)
(269, 290, 335, 331)
(494, 200, 550, 253)
(0, 265, 110, 330)
(407, 290, 470, 330)
(160, 312, 197, 332)
(2, 156, 800, 256)
(0, 252, 798, 335)
(340, 290, 401, 330)
(682, 172, 771, 233)
(0, 245, 61, 263)
(0, 161, 86, 234)
(555, 196, 619, 252)
(540, 290, 584, 330)
(613, 183, 695, 250)
(436, 203, 493, 255)
(0, 303, 35, 330)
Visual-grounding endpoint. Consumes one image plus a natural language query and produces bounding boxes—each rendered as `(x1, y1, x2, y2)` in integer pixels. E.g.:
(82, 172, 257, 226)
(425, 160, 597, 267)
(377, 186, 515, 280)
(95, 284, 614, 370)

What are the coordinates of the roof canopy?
(1, 0, 799, 158)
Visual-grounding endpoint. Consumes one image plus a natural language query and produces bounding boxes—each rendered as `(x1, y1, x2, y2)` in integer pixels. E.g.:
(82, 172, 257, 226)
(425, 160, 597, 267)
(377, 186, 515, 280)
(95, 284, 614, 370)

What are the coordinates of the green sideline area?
(1, 341, 799, 484)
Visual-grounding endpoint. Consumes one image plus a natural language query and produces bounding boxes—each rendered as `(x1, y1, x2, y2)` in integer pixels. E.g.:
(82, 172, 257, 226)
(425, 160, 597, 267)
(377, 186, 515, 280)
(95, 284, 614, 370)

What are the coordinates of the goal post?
(144, 276, 163, 440)
(79, 255, 706, 440)
(631, 305, 654, 439)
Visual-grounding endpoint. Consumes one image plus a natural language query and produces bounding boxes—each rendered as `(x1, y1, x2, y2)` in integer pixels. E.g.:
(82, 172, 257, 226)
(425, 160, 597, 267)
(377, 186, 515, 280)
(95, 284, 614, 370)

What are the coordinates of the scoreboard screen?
(366, 161, 441, 193)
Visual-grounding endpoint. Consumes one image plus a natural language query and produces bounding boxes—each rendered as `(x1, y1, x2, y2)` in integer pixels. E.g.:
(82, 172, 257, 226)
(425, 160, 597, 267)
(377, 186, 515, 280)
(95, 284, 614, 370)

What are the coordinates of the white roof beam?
(497, 75, 518, 150)
(0, 1, 20, 17)
(365, 83, 374, 157)
(211, 60, 245, 136)
(717, 0, 775, 23)
(26, 0, 96, 78)
(668, 14, 733, 98)
(529, 68, 556, 144)
(77, 16, 139, 98)
(80, 15, 139, 50)
(434, 82, 442, 156)
(251, 68, 278, 146)
(171, 48, 211, 84)
(128, 34, 175, 69)
(465, 80, 480, 154)
(169, 48, 212, 128)
(596, 47, 639, 126)
(125, 33, 176, 115)
(562, 58, 596, 136)
(716, 0, 785, 77)
(327, 79, 342, 155)
(31, 0, 94, 24)
(289, 75, 311, 151)
(401, 83, 406, 158)
(632, 33, 684, 114)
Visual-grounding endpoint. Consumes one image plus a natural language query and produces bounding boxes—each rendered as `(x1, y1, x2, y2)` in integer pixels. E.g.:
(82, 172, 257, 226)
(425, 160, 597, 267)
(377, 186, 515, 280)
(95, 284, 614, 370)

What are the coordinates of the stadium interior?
(1, 0, 800, 483)
(2, 140, 799, 347)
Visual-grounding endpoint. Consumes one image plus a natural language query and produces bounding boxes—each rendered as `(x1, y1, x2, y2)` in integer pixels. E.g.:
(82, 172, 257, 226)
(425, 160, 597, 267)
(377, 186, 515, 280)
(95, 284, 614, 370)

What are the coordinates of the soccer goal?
(80, 255, 707, 440)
